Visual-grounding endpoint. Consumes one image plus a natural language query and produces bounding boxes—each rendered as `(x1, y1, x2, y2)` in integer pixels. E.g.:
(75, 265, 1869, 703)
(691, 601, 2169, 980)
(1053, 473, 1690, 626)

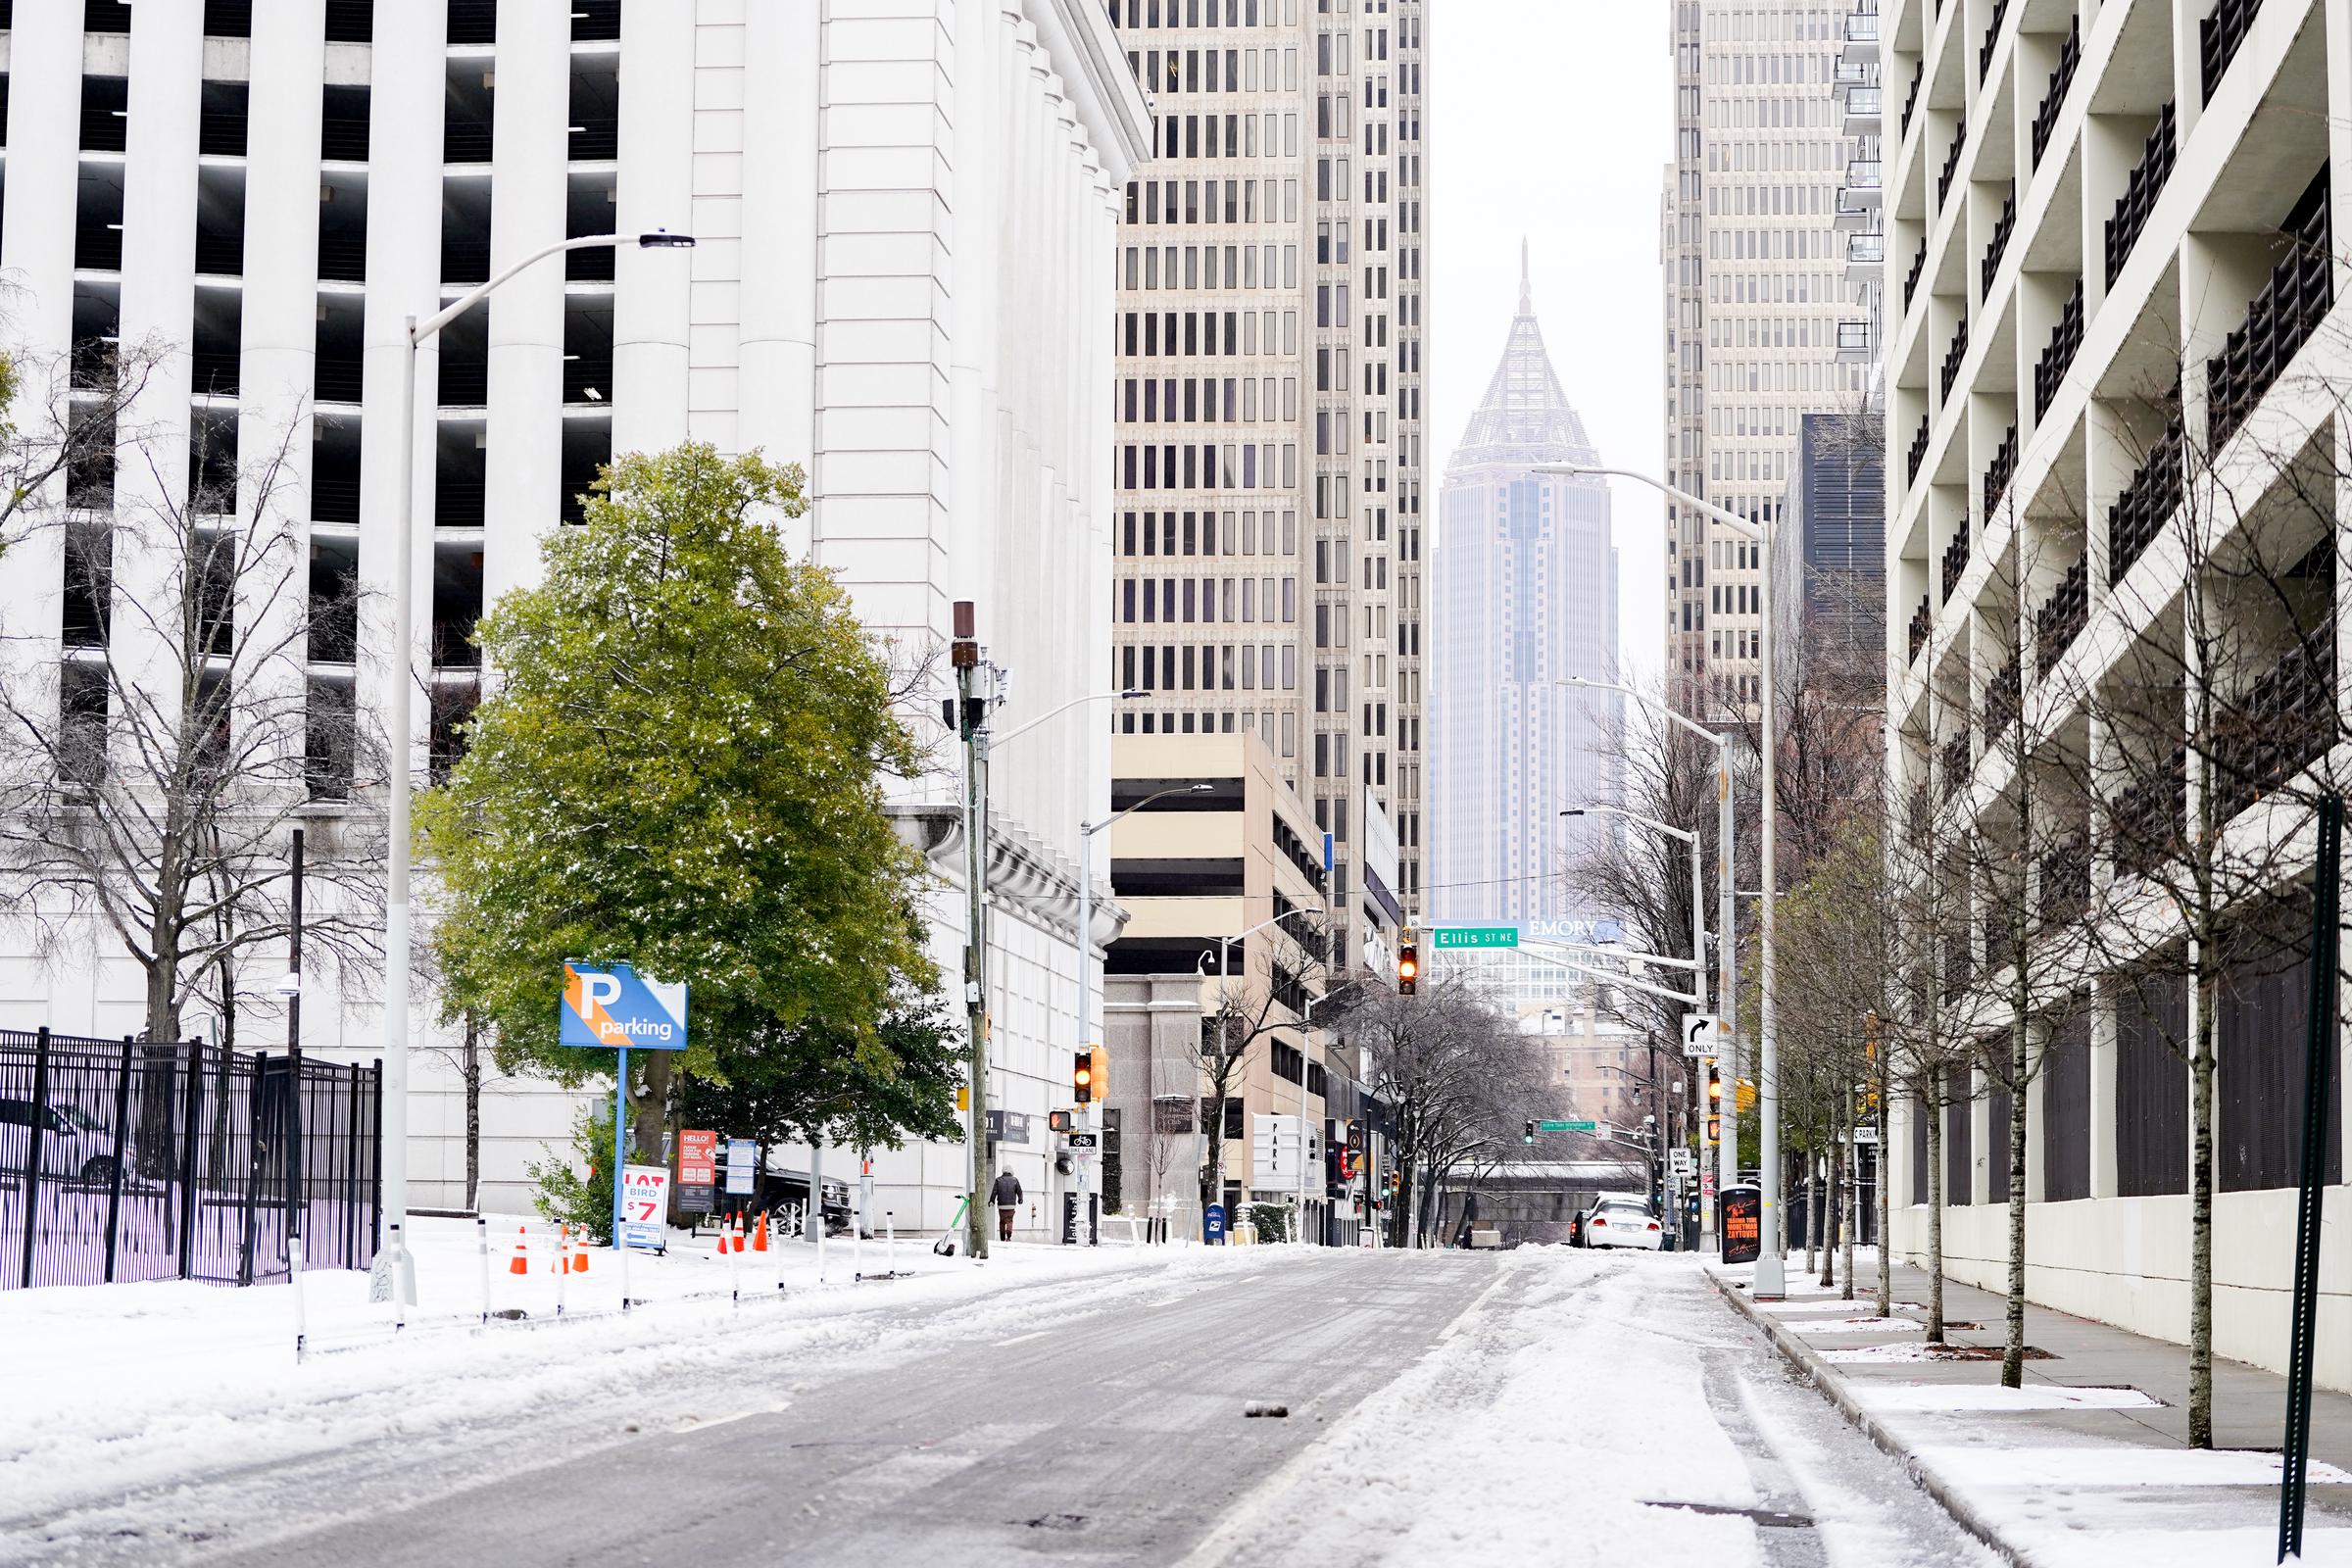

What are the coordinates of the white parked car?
(0, 1097, 119, 1184)
(1579, 1197, 1663, 1250)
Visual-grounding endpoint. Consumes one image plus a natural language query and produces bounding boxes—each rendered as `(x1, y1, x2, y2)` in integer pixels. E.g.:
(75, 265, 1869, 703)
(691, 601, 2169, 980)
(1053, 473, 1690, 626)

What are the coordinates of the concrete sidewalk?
(1710, 1253, 2352, 1566)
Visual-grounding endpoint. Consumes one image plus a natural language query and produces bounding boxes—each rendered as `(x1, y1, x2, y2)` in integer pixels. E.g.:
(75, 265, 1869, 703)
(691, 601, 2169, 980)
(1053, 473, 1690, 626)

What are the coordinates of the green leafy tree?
(418, 443, 939, 1164)
(670, 994, 963, 1152)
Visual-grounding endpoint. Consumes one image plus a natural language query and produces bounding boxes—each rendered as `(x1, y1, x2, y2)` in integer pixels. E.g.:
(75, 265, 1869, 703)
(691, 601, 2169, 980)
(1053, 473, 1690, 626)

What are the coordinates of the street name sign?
(1538, 1118, 1596, 1133)
(1432, 926, 1518, 950)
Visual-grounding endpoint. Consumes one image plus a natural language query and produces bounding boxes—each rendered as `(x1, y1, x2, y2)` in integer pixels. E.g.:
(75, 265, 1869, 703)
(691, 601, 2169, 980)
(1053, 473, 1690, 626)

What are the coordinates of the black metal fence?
(0, 1030, 380, 1290)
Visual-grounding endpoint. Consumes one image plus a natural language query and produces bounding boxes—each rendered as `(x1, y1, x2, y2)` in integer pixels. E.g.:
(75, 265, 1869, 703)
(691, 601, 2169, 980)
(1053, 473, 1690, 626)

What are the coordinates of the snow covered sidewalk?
(0, 1214, 1263, 1562)
(1713, 1255, 2352, 1566)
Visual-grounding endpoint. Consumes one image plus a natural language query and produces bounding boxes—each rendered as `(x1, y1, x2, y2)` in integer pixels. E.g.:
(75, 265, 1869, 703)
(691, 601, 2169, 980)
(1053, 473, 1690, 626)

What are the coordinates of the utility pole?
(953, 602, 991, 1261)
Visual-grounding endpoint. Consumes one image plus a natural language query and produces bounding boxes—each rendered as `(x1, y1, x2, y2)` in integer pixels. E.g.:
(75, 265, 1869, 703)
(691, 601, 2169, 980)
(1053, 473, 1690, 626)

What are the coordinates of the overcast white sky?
(1428, 3, 1674, 681)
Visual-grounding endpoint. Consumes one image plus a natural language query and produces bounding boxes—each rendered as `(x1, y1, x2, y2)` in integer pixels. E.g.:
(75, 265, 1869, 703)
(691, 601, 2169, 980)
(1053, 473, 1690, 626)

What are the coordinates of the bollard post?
(885, 1211, 896, 1277)
(556, 1224, 568, 1318)
(290, 1235, 309, 1363)
(475, 1214, 491, 1327)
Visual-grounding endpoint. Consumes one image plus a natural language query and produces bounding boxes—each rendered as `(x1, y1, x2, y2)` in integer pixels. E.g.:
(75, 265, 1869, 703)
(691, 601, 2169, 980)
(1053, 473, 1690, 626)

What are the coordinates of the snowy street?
(2, 1230, 1998, 1567)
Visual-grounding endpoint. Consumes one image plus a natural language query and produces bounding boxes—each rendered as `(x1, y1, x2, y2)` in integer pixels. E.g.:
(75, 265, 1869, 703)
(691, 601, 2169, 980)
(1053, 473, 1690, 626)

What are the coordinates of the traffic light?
(1523, 1118, 1536, 1146)
(1706, 1066, 1722, 1146)
(1089, 1045, 1109, 1105)
(1072, 1051, 1094, 1104)
(1396, 938, 1418, 995)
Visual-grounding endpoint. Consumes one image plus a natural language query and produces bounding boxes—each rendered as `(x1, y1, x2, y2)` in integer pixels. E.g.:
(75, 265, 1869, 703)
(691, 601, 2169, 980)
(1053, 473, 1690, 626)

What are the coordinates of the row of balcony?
(1978, 0, 2009, 85)
(2106, 406, 2183, 586)
(2206, 170, 2332, 451)
(2208, 640, 2334, 821)
(1939, 514, 1971, 605)
(1983, 653, 2022, 740)
(2200, 0, 2267, 105)
(2103, 102, 2177, 289)
(1939, 314, 1969, 401)
(2034, 559, 2088, 677)
(1980, 181, 2016, 298)
(1937, 118, 1968, 206)
(2033, 278, 2085, 422)
(1981, 423, 2018, 516)
(2031, 16, 2082, 172)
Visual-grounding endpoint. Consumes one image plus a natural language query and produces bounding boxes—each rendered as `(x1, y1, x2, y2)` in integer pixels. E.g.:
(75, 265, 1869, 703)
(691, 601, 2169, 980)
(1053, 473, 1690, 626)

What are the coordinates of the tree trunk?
(462, 1013, 482, 1213)
(1804, 1150, 1821, 1277)
(632, 1050, 671, 1164)
(1875, 1081, 1891, 1318)
(1818, 1131, 1835, 1290)
(2002, 1011, 2031, 1387)
(1839, 1087, 1856, 1302)
(2189, 966, 2217, 1447)
(1926, 1063, 1946, 1342)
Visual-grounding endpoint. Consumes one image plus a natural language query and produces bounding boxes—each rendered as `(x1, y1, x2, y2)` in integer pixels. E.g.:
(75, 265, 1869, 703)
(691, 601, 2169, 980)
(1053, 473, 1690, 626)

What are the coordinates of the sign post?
(563, 961, 688, 1309)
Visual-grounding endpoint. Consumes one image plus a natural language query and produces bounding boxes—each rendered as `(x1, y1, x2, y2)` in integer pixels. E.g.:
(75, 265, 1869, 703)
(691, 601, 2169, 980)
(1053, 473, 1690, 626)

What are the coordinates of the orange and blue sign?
(562, 961, 688, 1051)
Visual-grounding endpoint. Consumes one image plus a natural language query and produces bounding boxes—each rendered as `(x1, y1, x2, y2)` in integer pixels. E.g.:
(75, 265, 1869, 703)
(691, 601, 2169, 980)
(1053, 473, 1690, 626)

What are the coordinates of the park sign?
(1431, 925, 1518, 950)
(562, 961, 688, 1050)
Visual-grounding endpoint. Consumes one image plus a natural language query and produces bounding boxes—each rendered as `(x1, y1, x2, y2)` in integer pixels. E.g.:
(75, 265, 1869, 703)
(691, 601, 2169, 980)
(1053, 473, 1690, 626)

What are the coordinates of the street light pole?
(370, 229, 693, 1310)
(1560, 805, 1702, 1012)
(1560, 674, 1737, 1251)
(1540, 463, 1786, 1297)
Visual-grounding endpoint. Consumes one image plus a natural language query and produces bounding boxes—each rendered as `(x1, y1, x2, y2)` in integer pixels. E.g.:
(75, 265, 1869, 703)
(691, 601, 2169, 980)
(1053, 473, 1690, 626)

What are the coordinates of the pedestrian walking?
(991, 1167, 1023, 1243)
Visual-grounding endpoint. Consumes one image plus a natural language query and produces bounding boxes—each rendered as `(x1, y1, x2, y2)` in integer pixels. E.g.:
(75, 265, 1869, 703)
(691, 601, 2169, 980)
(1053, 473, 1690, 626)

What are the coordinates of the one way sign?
(1682, 1013, 1726, 1057)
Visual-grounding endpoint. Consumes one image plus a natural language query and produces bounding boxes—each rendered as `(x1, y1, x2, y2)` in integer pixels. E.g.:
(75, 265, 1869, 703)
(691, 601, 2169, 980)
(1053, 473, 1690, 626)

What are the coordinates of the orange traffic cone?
(732, 1213, 747, 1253)
(508, 1225, 529, 1276)
(571, 1230, 590, 1273)
(752, 1210, 769, 1253)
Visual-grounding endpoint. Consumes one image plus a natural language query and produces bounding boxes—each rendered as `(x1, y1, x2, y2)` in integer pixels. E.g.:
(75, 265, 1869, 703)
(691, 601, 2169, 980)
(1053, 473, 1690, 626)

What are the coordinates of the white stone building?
(1874, 0, 2352, 1388)
(0, 0, 1149, 1236)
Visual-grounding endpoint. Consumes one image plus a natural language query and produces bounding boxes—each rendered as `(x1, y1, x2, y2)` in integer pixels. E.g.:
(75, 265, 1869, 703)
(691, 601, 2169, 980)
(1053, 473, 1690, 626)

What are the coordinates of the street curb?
(1704, 1270, 2034, 1568)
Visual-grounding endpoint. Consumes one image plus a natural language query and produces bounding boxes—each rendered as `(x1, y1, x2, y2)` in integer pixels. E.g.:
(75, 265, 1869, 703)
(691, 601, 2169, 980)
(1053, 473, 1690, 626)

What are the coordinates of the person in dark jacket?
(990, 1167, 1023, 1242)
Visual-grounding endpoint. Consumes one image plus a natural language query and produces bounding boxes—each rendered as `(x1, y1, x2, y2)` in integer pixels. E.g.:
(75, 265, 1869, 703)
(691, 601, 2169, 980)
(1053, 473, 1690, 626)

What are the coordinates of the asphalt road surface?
(216, 1250, 1499, 1568)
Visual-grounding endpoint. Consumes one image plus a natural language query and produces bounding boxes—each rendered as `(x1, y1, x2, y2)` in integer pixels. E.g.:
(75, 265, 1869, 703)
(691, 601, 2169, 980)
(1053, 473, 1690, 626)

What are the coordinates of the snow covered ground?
(1196, 1248, 1998, 1568)
(1715, 1260, 2352, 1567)
(0, 1214, 1270, 1562)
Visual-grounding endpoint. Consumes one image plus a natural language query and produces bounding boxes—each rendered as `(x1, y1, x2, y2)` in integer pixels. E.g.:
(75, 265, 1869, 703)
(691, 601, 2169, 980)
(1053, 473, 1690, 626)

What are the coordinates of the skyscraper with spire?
(1429, 252, 1620, 931)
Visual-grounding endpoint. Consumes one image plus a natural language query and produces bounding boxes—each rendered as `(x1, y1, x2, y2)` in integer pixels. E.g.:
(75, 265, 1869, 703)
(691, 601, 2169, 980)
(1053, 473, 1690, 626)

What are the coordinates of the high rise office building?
(1660, 1, 1872, 708)
(1105, 0, 1426, 975)
(0, 0, 1149, 1227)
(1428, 258, 1619, 931)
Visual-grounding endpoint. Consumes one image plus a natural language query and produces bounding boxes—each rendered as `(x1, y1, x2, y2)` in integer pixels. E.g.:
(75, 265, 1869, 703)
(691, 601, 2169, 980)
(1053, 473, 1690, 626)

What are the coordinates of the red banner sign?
(679, 1128, 717, 1186)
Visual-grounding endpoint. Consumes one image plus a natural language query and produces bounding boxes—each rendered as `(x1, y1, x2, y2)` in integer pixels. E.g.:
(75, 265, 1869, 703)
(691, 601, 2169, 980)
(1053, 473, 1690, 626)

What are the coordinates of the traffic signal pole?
(954, 608, 990, 1261)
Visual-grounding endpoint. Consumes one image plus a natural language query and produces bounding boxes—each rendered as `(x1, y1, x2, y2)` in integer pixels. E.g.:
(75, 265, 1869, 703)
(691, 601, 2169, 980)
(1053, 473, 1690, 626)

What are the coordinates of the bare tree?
(1341, 977, 1560, 1247)
(0, 408, 387, 1046)
(1192, 917, 1332, 1219)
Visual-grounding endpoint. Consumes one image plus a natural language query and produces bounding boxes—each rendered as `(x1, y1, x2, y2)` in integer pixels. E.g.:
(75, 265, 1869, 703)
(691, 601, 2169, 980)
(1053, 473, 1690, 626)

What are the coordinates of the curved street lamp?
(1536, 460, 1788, 1298)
